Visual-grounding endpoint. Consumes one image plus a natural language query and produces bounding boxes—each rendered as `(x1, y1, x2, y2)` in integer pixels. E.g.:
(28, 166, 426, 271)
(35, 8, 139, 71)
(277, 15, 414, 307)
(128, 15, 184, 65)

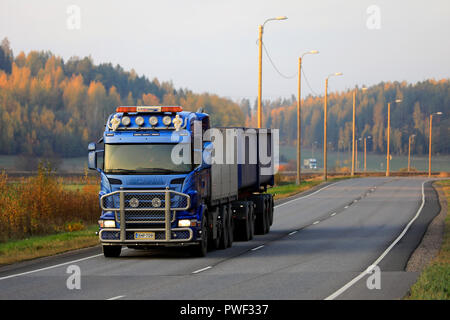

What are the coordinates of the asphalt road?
(0, 177, 441, 300)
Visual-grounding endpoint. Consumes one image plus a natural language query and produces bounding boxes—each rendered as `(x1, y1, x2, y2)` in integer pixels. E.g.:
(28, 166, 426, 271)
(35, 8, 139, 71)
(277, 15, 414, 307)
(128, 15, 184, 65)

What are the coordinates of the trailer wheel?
(268, 194, 274, 226)
(234, 202, 251, 241)
(191, 216, 208, 257)
(252, 195, 268, 235)
(226, 203, 233, 248)
(218, 205, 228, 250)
(263, 196, 270, 234)
(102, 245, 121, 258)
(248, 202, 255, 240)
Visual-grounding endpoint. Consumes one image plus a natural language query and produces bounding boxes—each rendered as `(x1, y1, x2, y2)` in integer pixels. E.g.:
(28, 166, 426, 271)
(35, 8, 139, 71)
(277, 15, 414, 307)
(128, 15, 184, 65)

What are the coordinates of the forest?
(0, 37, 448, 161)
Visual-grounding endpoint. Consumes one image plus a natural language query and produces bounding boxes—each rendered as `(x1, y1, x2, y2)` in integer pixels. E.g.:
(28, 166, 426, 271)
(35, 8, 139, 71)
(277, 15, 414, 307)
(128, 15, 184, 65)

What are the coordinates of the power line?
(262, 41, 297, 79)
(301, 64, 320, 96)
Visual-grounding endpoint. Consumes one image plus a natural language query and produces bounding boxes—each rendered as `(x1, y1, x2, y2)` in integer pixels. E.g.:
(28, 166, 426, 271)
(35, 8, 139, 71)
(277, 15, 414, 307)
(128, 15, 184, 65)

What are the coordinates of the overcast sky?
(1, 0, 449, 102)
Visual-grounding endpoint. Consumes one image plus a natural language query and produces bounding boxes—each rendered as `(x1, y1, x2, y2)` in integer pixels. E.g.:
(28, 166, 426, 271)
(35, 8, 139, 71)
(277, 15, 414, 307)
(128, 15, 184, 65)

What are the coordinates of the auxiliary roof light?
(121, 116, 131, 126)
(149, 116, 158, 126)
(162, 116, 172, 126)
(135, 116, 145, 126)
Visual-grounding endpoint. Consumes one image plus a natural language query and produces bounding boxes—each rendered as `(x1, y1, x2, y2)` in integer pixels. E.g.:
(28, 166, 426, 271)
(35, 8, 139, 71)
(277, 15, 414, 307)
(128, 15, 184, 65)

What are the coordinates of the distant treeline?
(0, 37, 448, 159)
(0, 38, 244, 158)
(240, 79, 449, 155)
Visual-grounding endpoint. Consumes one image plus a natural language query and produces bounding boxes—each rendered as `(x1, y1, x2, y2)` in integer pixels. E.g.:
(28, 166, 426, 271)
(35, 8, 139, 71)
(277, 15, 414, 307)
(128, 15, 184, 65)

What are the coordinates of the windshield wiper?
(135, 168, 178, 173)
(106, 168, 138, 173)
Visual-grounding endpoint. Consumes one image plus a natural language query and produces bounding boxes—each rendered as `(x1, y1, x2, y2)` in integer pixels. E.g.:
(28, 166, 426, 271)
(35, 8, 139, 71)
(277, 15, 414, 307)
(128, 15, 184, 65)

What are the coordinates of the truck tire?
(248, 202, 255, 240)
(226, 203, 233, 248)
(218, 205, 228, 250)
(268, 194, 274, 226)
(233, 201, 252, 241)
(251, 195, 268, 235)
(263, 195, 270, 234)
(191, 216, 208, 257)
(103, 245, 121, 258)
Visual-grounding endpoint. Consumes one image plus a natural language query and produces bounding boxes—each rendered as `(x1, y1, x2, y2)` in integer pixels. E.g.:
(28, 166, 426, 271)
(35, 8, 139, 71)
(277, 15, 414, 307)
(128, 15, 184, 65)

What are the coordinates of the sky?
(1, 0, 449, 103)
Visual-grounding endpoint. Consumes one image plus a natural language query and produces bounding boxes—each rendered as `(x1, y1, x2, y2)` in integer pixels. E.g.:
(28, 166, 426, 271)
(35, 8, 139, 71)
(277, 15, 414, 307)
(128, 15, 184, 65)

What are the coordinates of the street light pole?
(323, 72, 343, 181)
(351, 87, 367, 176)
(257, 16, 287, 128)
(408, 134, 416, 173)
(386, 99, 402, 177)
(364, 137, 367, 173)
(428, 112, 443, 177)
(296, 50, 319, 185)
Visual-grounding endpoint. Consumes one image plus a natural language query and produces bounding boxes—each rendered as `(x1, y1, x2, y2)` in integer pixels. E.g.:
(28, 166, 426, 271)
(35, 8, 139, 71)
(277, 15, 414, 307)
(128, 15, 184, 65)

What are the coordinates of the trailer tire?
(218, 205, 228, 250)
(102, 245, 121, 258)
(226, 203, 233, 248)
(248, 202, 255, 240)
(252, 195, 267, 235)
(234, 202, 252, 241)
(268, 194, 274, 226)
(263, 196, 270, 234)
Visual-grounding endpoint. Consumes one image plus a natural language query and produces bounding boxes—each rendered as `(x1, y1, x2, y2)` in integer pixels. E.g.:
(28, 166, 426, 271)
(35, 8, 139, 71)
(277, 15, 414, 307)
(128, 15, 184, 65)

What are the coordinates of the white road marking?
(288, 231, 298, 236)
(275, 182, 338, 209)
(251, 245, 265, 251)
(325, 180, 428, 300)
(0, 253, 103, 281)
(107, 295, 125, 300)
(192, 266, 212, 274)
(344, 206, 349, 209)
(330, 212, 337, 217)
(313, 221, 320, 225)
(0, 248, 128, 281)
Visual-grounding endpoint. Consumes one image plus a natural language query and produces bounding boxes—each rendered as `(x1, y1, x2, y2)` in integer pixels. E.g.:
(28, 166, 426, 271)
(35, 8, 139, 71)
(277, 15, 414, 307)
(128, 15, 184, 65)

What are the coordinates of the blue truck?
(88, 106, 275, 257)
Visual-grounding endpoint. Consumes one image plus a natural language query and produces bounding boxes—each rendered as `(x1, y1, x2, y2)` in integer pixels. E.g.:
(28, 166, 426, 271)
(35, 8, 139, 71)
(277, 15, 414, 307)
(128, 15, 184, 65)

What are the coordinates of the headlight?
(121, 116, 131, 126)
(162, 116, 172, 126)
(178, 219, 192, 227)
(99, 220, 116, 228)
(135, 116, 145, 126)
(149, 116, 158, 126)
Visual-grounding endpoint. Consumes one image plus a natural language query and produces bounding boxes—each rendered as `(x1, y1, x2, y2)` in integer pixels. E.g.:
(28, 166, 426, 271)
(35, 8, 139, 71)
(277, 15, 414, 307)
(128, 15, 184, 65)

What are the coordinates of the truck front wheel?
(102, 245, 122, 258)
(191, 217, 208, 257)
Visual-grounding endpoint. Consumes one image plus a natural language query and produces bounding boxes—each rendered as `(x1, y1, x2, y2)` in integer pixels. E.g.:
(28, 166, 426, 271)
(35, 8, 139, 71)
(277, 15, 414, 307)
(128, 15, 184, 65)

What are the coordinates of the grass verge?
(268, 176, 352, 201)
(405, 179, 450, 300)
(0, 225, 99, 266)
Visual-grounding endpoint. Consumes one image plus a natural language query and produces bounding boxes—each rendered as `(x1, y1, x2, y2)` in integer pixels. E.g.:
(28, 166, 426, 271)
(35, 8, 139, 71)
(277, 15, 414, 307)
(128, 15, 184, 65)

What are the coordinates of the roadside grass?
(0, 174, 350, 266)
(269, 176, 353, 200)
(0, 225, 99, 266)
(405, 179, 450, 300)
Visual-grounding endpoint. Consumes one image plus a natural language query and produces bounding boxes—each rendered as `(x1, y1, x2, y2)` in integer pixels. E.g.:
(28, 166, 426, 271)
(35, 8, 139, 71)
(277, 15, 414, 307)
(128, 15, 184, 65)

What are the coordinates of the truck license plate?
(134, 232, 155, 240)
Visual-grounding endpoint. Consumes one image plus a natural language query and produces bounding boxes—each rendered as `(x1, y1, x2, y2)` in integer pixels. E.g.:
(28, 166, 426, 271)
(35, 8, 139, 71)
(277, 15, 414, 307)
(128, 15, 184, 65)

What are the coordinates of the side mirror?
(88, 151, 97, 170)
(88, 142, 96, 152)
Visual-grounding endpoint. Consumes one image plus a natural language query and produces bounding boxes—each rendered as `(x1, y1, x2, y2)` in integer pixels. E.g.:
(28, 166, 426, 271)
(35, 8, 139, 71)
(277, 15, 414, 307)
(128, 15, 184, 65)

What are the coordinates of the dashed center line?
(107, 295, 125, 300)
(313, 221, 320, 225)
(330, 212, 337, 216)
(192, 266, 212, 274)
(288, 231, 298, 236)
(251, 245, 265, 251)
(344, 206, 349, 209)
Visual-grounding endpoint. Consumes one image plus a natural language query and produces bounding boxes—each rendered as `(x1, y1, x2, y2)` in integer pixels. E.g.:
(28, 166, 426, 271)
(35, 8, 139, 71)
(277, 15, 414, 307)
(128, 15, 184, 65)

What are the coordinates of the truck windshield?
(104, 144, 192, 174)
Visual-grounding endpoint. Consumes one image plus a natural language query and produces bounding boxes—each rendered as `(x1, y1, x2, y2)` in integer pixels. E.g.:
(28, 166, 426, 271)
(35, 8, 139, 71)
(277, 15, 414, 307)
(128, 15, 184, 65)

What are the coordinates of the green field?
(280, 145, 450, 172)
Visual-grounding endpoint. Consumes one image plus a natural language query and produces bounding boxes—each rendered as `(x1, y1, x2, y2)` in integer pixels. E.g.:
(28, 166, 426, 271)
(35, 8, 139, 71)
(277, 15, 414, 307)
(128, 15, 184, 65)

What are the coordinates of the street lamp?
(386, 98, 402, 177)
(324, 72, 343, 181)
(296, 50, 319, 185)
(351, 87, 367, 176)
(364, 135, 371, 173)
(408, 134, 416, 173)
(428, 112, 443, 177)
(257, 16, 288, 128)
